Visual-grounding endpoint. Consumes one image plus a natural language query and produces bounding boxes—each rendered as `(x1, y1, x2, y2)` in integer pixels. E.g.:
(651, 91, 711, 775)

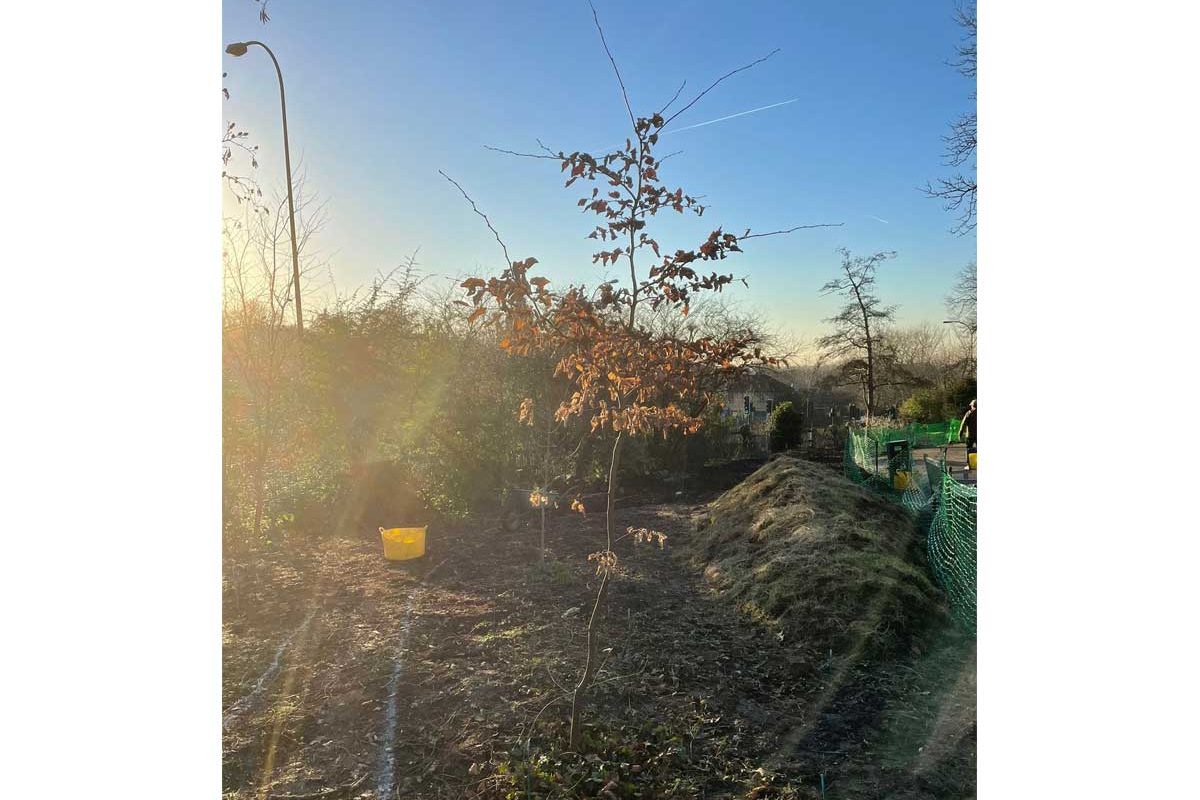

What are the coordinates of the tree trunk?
(539, 506, 546, 566)
(540, 413, 551, 565)
(604, 432, 622, 551)
(865, 340, 876, 419)
(251, 434, 268, 537)
(568, 567, 611, 751)
(568, 431, 622, 750)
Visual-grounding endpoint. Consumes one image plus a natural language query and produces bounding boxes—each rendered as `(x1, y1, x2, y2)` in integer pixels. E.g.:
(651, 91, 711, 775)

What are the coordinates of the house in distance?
(719, 371, 802, 452)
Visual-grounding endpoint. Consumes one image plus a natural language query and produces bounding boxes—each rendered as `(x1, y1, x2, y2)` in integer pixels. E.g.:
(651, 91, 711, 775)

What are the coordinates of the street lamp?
(225, 40, 304, 336)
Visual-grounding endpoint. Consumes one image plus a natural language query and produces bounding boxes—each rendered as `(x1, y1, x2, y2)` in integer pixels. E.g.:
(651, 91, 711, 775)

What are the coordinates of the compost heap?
(684, 455, 949, 666)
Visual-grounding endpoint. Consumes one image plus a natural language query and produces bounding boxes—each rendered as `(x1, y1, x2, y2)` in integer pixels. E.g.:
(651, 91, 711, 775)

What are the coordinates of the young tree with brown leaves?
(448, 4, 837, 751)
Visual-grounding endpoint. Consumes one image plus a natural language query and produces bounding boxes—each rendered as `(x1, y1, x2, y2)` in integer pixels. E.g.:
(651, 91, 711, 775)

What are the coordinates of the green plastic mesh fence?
(844, 426, 977, 633)
(861, 419, 960, 449)
(928, 470, 977, 632)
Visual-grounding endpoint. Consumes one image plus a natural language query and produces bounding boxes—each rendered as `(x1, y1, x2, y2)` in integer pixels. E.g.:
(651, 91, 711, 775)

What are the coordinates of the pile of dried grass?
(681, 455, 948, 667)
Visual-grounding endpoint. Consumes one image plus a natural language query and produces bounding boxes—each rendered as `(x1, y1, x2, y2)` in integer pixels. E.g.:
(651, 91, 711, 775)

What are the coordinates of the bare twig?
(742, 222, 845, 240)
(663, 48, 782, 129)
(658, 80, 687, 116)
(482, 144, 559, 161)
(438, 170, 512, 267)
(589, 1, 636, 130)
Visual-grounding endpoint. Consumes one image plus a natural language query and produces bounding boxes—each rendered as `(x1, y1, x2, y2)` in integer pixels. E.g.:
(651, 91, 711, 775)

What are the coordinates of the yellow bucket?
(893, 470, 912, 491)
(379, 526, 426, 561)
(968, 452, 978, 470)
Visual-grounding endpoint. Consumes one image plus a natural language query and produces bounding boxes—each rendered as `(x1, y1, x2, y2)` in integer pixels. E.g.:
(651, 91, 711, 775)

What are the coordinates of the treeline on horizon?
(223, 202, 975, 549)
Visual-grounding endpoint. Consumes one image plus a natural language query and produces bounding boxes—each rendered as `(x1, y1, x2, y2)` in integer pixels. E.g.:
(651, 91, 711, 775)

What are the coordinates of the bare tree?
(925, 1, 976, 234)
(944, 261, 977, 373)
(817, 249, 899, 418)
(886, 323, 951, 384)
(223, 217, 292, 537)
(222, 180, 328, 538)
(946, 261, 977, 329)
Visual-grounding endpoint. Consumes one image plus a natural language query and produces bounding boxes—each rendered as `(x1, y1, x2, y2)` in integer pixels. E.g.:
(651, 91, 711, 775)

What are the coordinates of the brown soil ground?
(223, 460, 975, 799)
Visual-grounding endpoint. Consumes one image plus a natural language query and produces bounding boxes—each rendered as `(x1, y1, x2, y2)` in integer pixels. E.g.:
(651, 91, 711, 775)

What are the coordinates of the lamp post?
(225, 40, 304, 336)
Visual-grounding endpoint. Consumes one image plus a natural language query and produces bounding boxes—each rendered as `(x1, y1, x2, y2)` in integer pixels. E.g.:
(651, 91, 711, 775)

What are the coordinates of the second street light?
(225, 40, 304, 337)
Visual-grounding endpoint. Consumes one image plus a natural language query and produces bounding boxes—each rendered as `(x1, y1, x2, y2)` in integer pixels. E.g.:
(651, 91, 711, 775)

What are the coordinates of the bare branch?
(658, 79, 687, 116)
(663, 48, 782, 129)
(438, 170, 512, 267)
(950, 1, 977, 80)
(923, 175, 976, 235)
(589, 1, 636, 130)
(742, 222, 844, 240)
(927, 1, 976, 235)
(483, 144, 560, 161)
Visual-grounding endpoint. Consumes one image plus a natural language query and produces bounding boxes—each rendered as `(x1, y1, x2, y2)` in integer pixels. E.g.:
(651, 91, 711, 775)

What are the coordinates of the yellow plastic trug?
(379, 526, 426, 561)
(894, 471, 912, 490)
(968, 452, 978, 470)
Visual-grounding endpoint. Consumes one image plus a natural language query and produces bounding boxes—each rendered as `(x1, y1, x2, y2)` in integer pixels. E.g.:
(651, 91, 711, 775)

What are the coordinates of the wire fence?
(857, 419, 962, 449)
(844, 423, 977, 633)
(927, 472, 977, 631)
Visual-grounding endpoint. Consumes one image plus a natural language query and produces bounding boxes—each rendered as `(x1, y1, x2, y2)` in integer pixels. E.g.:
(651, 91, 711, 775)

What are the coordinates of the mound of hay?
(682, 455, 948, 665)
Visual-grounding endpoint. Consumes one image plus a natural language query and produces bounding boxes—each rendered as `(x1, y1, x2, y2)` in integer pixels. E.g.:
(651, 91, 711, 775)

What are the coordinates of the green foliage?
(683, 406, 740, 466)
(767, 401, 803, 452)
(222, 268, 588, 545)
(946, 376, 976, 414)
(899, 376, 976, 423)
(899, 388, 947, 423)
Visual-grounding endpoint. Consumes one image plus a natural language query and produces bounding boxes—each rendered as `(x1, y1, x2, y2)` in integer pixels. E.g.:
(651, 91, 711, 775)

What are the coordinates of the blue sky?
(222, 0, 975, 344)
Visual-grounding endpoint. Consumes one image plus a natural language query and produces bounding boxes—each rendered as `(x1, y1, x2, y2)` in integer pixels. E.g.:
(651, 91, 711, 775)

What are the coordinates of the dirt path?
(223, 502, 973, 799)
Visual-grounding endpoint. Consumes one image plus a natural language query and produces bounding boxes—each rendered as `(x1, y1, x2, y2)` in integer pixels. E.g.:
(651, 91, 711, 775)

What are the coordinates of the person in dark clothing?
(958, 399, 977, 455)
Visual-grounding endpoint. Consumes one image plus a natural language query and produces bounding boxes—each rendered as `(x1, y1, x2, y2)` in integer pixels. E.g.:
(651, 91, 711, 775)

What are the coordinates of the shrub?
(946, 376, 977, 415)
(768, 401, 803, 452)
(900, 377, 976, 424)
(684, 406, 740, 467)
(899, 389, 947, 423)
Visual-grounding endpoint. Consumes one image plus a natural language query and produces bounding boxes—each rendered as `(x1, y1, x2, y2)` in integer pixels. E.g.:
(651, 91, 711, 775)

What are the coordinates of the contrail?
(867, 215, 890, 224)
(667, 97, 800, 134)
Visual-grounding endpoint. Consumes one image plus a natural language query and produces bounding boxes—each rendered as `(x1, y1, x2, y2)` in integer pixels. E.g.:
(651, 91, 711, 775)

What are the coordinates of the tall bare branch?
(438, 170, 512, 268)
(925, 1, 977, 235)
(589, 1, 636, 130)
(662, 48, 781, 129)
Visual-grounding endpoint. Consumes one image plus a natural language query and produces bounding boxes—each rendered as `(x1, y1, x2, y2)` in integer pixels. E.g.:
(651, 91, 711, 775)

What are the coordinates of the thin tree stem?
(568, 430, 622, 750)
